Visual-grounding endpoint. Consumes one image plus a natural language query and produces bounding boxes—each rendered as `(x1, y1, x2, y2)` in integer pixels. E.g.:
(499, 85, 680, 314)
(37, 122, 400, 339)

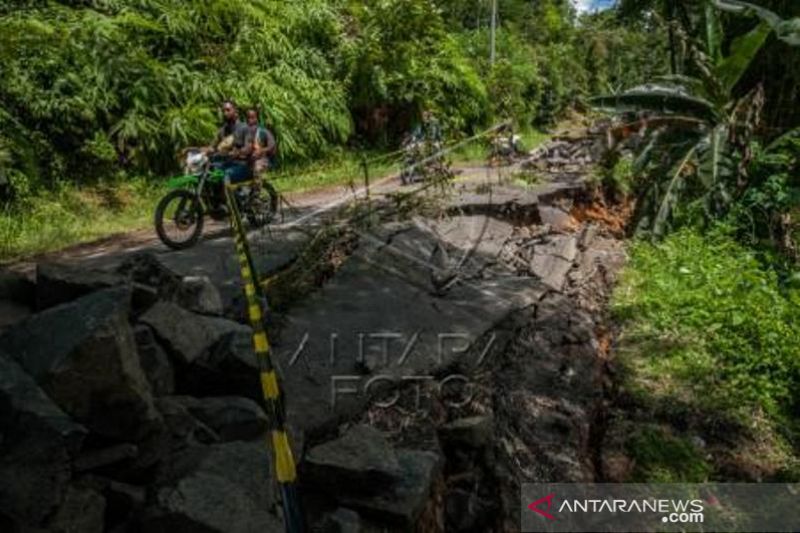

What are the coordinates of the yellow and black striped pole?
(224, 183, 305, 533)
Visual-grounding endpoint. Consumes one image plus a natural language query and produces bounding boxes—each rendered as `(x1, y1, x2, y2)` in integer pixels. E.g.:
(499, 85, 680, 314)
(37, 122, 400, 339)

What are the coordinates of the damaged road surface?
(272, 166, 626, 531)
(0, 136, 628, 532)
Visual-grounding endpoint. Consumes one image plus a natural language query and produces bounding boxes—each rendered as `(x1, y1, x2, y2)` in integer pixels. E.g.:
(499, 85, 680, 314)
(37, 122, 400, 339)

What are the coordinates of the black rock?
(104, 478, 147, 525)
(438, 415, 493, 449)
(176, 276, 223, 316)
(445, 488, 490, 532)
(47, 484, 106, 533)
(336, 449, 441, 527)
(154, 397, 220, 455)
(166, 396, 268, 442)
(35, 262, 126, 310)
(303, 425, 402, 494)
(0, 270, 35, 306)
(0, 287, 162, 442)
(0, 354, 87, 526)
(73, 444, 139, 473)
(139, 302, 249, 367)
(116, 253, 223, 316)
(315, 507, 362, 533)
(134, 325, 175, 396)
(115, 253, 183, 300)
(142, 441, 281, 533)
(179, 329, 262, 401)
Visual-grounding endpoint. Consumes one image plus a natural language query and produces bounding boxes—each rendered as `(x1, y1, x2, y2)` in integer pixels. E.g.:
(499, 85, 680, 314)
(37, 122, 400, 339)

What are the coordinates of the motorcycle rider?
(402, 108, 444, 184)
(206, 99, 252, 184)
(245, 107, 276, 190)
(412, 109, 442, 148)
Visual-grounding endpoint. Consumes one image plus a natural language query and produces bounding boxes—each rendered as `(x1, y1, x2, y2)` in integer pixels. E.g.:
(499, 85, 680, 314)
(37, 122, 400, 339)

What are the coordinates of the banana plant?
(593, 1, 798, 238)
(713, 0, 800, 46)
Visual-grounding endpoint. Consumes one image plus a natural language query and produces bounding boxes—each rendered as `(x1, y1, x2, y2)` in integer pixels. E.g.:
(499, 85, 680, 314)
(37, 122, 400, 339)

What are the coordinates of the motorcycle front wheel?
(155, 189, 204, 250)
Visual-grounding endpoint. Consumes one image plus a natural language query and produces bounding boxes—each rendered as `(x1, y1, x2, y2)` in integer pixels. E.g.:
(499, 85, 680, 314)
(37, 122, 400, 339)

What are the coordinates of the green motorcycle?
(154, 150, 278, 250)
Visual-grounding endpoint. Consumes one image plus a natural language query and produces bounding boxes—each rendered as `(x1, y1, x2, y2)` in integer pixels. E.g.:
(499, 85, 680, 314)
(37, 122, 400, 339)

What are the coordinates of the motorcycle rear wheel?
(245, 181, 279, 228)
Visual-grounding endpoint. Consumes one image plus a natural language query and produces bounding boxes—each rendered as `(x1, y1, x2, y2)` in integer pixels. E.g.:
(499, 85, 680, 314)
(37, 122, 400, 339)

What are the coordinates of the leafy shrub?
(456, 28, 543, 128)
(595, 151, 636, 198)
(613, 227, 800, 419)
(342, 0, 488, 139)
(0, 0, 353, 187)
(731, 130, 800, 258)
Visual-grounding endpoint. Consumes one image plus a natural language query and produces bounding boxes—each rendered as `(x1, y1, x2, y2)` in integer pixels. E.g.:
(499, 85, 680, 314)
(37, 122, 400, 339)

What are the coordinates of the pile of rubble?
(521, 129, 607, 179)
(0, 256, 284, 532)
(0, 253, 450, 532)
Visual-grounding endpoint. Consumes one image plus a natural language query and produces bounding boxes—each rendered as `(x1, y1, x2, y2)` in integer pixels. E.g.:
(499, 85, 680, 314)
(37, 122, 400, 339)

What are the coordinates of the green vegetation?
(1, 0, 662, 259)
(0, 177, 163, 260)
(597, 0, 800, 482)
(614, 227, 800, 416)
(270, 151, 398, 195)
(0, 0, 799, 487)
(1, 0, 634, 195)
(613, 227, 800, 480)
(596, 1, 800, 238)
(592, 152, 636, 199)
(731, 128, 800, 259)
(0, 153, 397, 261)
(450, 128, 550, 164)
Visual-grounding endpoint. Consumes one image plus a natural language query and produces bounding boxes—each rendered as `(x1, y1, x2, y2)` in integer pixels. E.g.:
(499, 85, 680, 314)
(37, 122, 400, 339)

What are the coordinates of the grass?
(508, 168, 543, 188)
(612, 227, 800, 481)
(518, 128, 550, 152)
(270, 149, 400, 194)
(0, 177, 164, 262)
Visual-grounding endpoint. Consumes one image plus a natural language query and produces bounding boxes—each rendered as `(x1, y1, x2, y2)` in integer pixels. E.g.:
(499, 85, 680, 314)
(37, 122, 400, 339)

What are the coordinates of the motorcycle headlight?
(185, 152, 207, 172)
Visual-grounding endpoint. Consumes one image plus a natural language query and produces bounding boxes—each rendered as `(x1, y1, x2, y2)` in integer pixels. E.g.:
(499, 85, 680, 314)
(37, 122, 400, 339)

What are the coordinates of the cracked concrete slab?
(529, 234, 579, 291)
(273, 231, 547, 436)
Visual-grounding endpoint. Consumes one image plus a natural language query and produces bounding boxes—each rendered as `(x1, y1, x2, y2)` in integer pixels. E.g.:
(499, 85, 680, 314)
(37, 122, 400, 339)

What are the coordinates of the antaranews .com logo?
(520, 483, 800, 532)
(527, 492, 704, 524)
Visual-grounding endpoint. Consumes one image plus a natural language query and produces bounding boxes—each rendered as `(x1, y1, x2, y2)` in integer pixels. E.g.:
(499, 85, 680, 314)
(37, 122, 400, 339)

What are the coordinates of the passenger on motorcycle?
(205, 100, 252, 184)
(245, 108, 277, 190)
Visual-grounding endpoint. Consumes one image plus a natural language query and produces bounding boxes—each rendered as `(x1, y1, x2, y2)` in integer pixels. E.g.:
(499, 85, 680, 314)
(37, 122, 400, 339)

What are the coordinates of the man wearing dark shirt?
(208, 100, 251, 184)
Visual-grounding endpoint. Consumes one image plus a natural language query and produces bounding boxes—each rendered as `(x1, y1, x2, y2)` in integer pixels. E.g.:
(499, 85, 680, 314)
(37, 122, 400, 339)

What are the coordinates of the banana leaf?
(713, 0, 800, 46)
(696, 124, 734, 189)
(714, 21, 771, 95)
(591, 85, 717, 121)
(705, 1, 723, 62)
(653, 145, 697, 238)
(765, 126, 800, 153)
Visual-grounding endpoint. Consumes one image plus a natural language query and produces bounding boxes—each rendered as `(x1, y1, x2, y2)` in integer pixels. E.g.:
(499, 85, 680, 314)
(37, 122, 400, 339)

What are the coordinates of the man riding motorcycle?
(205, 99, 252, 184)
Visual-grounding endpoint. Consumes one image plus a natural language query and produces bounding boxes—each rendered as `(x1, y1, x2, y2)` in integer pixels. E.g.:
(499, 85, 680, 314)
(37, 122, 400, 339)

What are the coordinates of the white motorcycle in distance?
(488, 132, 524, 166)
